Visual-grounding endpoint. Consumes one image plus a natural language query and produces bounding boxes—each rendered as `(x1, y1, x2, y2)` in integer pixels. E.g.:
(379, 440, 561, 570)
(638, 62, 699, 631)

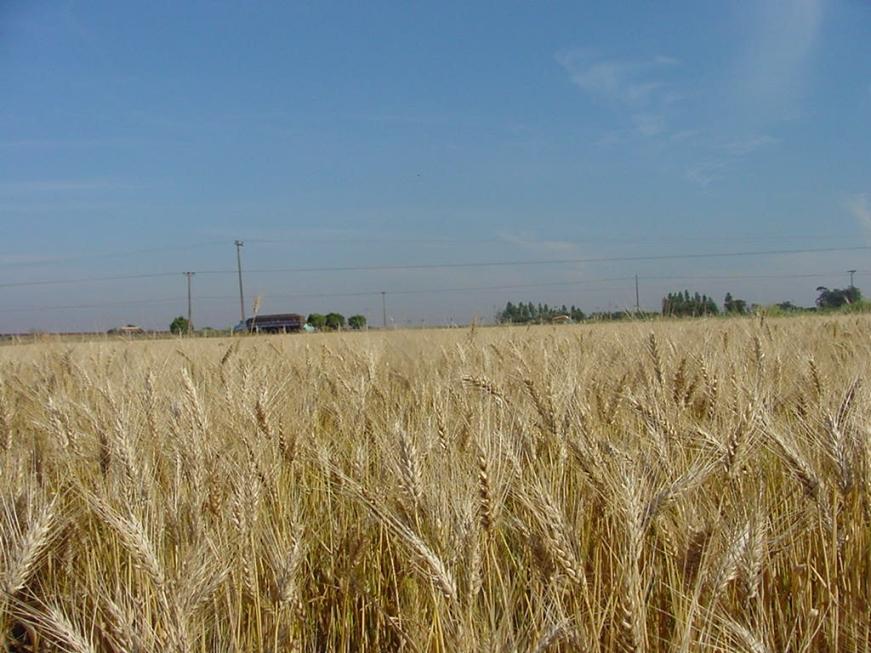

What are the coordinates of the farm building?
(235, 313, 306, 333)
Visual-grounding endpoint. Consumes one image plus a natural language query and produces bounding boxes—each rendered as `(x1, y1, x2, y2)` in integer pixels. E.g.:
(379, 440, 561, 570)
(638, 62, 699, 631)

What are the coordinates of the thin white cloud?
(0, 254, 67, 266)
(632, 113, 667, 137)
(498, 232, 579, 254)
(670, 129, 700, 142)
(721, 135, 779, 156)
(732, 0, 824, 120)
(685, 161, 726, 188)
(0, 179, 130, 194)
(557, 50, 681, 141)
(685, 134, 778, 186)
(556, 50, 678, 107)
(846, 194, 871, 241)
(0, 139, 129, 149)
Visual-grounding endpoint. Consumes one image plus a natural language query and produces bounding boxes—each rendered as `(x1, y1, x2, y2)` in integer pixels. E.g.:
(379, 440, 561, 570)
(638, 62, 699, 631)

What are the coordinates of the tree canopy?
(724, 292, 748, 315)
(662, 291, 719, 317)
(816, 286, 862, 309)
(170, 316, 191, 334)
(306, 313, 326, 329)
(324, 313, 346, 330)
(498, 301, 585, 324)
(348, 315, 367, 330)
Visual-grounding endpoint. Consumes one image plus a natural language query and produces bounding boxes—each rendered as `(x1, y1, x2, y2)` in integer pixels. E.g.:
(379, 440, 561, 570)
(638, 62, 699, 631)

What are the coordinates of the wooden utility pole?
(235, 240, 245, 322)
(635, 274, 640, 313)
(184, 271, 195, 333)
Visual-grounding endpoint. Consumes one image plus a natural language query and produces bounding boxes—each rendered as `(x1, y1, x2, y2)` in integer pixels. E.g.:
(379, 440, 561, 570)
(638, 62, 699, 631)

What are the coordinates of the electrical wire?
(2, 270, 864, 313)
(2, 244, 869, 289)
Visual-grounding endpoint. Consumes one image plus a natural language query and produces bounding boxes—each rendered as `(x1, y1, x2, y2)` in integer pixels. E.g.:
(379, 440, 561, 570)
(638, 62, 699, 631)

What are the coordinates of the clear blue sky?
(1, 0, 870, 331)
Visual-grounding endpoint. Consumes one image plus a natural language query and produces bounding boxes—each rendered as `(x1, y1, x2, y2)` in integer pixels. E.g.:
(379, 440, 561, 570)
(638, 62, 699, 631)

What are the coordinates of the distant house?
(550, 315, 572, 324)
(108, 324, 145, 335)
(234, 313, 306, 334)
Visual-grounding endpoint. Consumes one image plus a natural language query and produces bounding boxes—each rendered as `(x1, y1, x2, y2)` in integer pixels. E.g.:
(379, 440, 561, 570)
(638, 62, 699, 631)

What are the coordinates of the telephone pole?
(235, 240, 245, 322)
(634, 274, 640, 313)
(381, 291, 387, 329)
(184, 271, 195, 334)
(848, 269, 856, 288)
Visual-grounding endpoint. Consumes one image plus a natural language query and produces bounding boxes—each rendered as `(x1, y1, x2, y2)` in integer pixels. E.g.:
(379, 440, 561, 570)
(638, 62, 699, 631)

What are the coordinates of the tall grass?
(0, 316, 869, 651)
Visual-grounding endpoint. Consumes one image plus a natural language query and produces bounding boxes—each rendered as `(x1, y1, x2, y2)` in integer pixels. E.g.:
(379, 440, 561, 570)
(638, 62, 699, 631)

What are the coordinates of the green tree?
(816, 286, 862, 309)
(662, 290, 719, 317)
(324, 312, 346, 330)
(724, 292, 748, 315)
(348, 314, 367, 330)
(170, 316, 190, 335)
(306, 313, 326, 329)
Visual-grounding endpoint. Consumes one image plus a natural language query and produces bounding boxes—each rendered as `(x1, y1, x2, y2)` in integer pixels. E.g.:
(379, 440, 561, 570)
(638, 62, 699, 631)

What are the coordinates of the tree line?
(168, 312, 368, 334)
(306, 313, 367, 330)
(497, 285, 865, 324)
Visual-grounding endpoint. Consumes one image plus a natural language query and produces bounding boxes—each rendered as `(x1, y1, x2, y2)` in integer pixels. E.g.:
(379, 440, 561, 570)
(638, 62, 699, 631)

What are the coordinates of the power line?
(244, 236, 503, 245)
(0, 271, 181, 289)
(0, 240, 227, 269)
(1, 296, 188, 312)
(4, 269, 862, 314)
(3, 243, 869, 291)
(190, 244, 871, 275)
(4, 231, 850, 261)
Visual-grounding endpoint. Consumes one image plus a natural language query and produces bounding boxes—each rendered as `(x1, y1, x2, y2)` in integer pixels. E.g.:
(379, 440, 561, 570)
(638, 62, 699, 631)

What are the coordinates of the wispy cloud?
(0, 254, 67, 266)
(556, 50, 680, 138)
(0, 179, 131, 194)
(846, 194, 871, 240)
(498, 232, 579, 255)
(732, 0, 824, 121)
(557, 50, 678, 105)
(670, 129, 700, 143)
(0, 138, 132, 150)
(684, 133, 779, 187)
(721, 135, 779, 156)
(685, 161, 727, 188)
(632, 113, 667, 137)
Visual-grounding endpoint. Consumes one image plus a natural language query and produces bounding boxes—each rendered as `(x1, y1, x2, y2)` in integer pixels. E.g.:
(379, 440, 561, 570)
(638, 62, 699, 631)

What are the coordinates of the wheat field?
(0, 316, 869, 652)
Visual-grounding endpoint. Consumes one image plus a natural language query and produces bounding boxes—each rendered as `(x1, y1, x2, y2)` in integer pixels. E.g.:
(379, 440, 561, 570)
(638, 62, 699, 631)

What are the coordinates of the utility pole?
(184, 271, 195, 334)
(381, 291, 387, 329)
(848, 269, 856, 288)
(634, 274, 640, 313)
(235, 240, 245, 322)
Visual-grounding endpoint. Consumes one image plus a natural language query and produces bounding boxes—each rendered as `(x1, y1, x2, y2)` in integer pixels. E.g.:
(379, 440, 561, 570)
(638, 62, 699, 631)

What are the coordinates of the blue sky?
(1, 0, 870, 331)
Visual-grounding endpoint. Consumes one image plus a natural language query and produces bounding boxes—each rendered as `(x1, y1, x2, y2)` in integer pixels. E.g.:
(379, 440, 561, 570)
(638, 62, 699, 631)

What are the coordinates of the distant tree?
(503, 301, 515, 322)
(662, 290, 719, 317)
(348, 314, 367, 330)
(816, 286, 862, 309)
(324, 312, 346, 330)
(498, 299, 588, 324)
(724, 292, 748, 315)
(170, 316, 190, 335)
(307, 313, 326, 329)
(498, 302, 516, 323)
